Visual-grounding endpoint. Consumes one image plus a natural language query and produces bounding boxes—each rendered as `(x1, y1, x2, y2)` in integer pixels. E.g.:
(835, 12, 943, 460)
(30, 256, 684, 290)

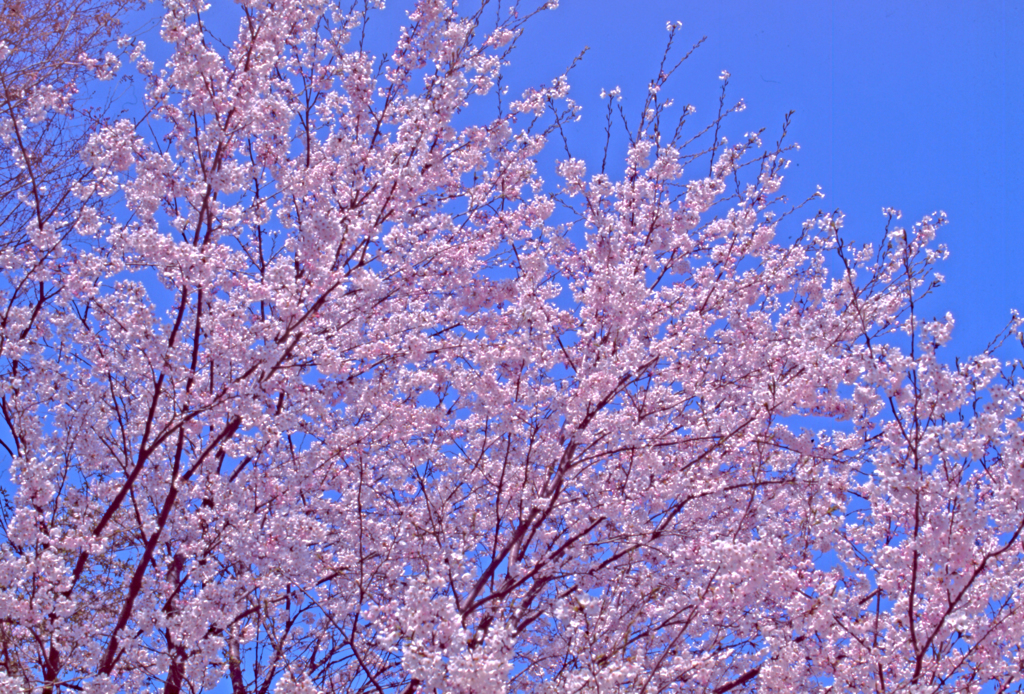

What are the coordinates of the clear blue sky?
(493, 0, 1023, 360)
(126, 0, 1024, 359)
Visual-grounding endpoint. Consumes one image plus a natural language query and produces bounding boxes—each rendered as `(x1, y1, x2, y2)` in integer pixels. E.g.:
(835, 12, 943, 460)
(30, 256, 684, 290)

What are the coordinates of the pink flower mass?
(1, 1, 1022, 692)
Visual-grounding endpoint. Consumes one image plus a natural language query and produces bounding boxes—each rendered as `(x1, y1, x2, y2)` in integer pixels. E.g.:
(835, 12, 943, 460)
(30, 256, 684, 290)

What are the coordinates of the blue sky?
(489, 0, 1023, 360)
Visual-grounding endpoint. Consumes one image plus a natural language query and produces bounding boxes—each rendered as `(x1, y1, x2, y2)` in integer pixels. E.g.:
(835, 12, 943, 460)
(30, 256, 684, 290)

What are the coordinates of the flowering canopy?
(1, 1, 1023, 692)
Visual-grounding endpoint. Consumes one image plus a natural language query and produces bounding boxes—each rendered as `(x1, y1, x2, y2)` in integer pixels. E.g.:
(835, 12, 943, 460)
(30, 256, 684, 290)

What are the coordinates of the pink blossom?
(1, 1, 1022, 692)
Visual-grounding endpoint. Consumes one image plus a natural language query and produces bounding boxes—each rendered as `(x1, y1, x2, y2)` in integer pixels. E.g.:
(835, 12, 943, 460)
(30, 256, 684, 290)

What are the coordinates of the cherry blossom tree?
(2, 0, 1023, 692)
(0, 0, 140, 255)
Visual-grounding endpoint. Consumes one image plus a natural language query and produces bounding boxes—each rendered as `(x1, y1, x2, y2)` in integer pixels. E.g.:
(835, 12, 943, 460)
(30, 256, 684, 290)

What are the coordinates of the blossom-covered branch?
(1, 1, 1022, 692)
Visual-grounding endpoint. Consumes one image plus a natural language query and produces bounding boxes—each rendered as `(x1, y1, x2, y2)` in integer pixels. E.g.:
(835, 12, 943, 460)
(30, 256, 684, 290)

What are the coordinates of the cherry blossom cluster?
(0, 1, 1021, 693)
